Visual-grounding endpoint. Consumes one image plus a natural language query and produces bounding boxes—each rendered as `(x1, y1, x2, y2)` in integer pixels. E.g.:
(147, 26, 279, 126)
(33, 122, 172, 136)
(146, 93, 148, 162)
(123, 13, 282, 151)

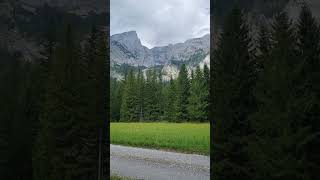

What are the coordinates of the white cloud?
(111, 0, 210, 48)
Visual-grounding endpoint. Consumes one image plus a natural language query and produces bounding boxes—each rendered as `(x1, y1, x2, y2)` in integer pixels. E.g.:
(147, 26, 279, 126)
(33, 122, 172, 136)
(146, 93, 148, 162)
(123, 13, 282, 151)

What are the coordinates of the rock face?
(111, 31, 149, 66)
(111, 31, 209, 67)
(110, 31, 210, 80)
(0, 0, 108, 61)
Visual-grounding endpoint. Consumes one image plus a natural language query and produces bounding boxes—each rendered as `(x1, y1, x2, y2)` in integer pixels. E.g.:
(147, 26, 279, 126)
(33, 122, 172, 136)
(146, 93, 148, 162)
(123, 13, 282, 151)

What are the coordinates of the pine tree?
(212, 6, 256, 180)
(163, 77, 177, 121)
(250, 12, 300, 180)
(188, 66, 208, 122)
(32, 14, 57, 180)
(120, 70, 139, 121)
(174, 64, 189, 121)
(295, 4, 320, 130)
(292, 4, 320, 178)
(75, 26, 108, 179)
(0, 51, 10, 179)
(203, 64, 210, 121)
(144, 70, 161, 121)
(156, 71, 165, 120)
(0, 53, 34, 180)
(110, 78, 123, 121)
(137, 70, 145, 121)
(35, 24, 84, 180)
(93, 28, 108, 180)
(203, 64, 210, 87)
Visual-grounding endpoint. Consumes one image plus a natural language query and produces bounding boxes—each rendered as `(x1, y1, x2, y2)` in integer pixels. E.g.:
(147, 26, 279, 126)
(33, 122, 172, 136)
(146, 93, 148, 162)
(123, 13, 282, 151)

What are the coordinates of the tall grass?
(110, 122, 210, 155)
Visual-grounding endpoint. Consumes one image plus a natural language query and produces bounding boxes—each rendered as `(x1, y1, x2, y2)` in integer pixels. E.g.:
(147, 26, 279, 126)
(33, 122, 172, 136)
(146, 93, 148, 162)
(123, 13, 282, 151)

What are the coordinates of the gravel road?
(110, 144, 210, 180)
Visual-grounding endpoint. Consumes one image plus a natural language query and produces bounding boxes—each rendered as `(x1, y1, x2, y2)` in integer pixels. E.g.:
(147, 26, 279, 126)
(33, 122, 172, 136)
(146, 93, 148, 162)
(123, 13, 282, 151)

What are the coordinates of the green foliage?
(213, 4, 320, 180)
(111, 78, 124, 121)
(174, 64, 190, 121)
(144, 70, 162, 121)
(249, 11, 300, 180)
(162, 78, 177, 121)
(0, 53, 36, 180)
(120, 70, 139, 121)
(112, 64, 210, 122)
(32, 24, 108, 180)
(34, 24, 84, 180)
(188, 66, 208, 122)
(1, 4, 109, 179)
(212, 6, 257, 180)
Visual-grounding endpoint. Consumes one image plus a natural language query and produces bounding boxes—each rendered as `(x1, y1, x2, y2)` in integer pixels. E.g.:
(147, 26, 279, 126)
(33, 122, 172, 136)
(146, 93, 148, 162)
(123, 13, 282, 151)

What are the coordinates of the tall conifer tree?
(175, 64, 190, 121)
(188, 66, 208, 121)
(292, 4, 320, 178)
(250, 12, 299, 179)
(212, 6, 256, 179)
(120, 70, 139, 121)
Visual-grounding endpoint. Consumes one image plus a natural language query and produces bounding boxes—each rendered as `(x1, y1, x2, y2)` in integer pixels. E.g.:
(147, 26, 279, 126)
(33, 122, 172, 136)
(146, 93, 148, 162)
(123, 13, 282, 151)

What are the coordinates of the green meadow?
(110, 122, 210, 155)
(110, 175, 131, 180)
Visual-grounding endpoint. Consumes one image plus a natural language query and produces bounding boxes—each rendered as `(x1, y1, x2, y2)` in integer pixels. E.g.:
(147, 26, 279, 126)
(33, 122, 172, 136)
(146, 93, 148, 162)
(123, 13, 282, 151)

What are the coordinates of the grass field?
(110, 175, 131, 180)
(110, 122, 210, 155)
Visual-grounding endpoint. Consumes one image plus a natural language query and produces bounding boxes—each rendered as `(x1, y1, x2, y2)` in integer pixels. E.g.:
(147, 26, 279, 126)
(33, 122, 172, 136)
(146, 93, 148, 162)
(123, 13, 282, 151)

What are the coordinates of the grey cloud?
(111, 0, 210, 48)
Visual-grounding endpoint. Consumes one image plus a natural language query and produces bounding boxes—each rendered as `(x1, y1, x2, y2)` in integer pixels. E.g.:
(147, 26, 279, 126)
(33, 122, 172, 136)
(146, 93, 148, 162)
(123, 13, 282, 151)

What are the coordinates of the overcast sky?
(111, 0, 210, 48)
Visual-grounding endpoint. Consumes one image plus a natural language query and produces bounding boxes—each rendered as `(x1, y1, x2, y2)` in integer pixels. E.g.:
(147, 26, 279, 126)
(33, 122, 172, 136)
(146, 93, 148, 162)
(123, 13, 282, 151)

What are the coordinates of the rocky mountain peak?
(111, 31, 210, 80)
(111, 31, 142, 50)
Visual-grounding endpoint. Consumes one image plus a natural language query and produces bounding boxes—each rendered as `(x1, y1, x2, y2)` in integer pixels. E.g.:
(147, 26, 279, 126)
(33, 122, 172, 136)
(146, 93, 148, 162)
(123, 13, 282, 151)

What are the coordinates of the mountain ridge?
(111, 30, 210, 50)
(111, 30, 209, 67)
(110, 30, 210, 80)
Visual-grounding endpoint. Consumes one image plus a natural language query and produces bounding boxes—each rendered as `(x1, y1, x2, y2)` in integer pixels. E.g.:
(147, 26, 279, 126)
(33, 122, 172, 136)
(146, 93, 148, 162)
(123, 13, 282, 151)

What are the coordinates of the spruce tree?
(0, 54, 34, 180)
(163, 77, 177, 121)
(110, 78, 123, 121)
(144, 70, 161, 121)
(250, 12, 299, 179)
(295, 4, 320, 130)
(120, 70, 139, 121)
(35, 24, 84, 180)
(32, 15, 56, 180)
(188, 66, 208, 122)
(203, 64, 210, 87)
(212, 6, 256, 179)
(203, 64, 210, 121)
(292, 4, 320, 178)
(157, 71, 165, 120)
(137, 70, 145, 121)
(77, 26, 108, 179)
(174, 64, 189, 121)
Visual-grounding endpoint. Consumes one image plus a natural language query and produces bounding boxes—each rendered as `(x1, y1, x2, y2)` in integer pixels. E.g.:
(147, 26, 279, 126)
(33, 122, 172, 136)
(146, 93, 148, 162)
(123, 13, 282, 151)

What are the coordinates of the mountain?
(110, 31, 210, 80)
(0, 0, 108, 61)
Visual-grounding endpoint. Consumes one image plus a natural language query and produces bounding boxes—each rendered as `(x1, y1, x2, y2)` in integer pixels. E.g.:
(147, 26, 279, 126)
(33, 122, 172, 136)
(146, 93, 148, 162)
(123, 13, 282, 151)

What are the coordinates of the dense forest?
(0, 22, 109, 180)
(212, 4, 320, 180)
(111, 64, 210, 122)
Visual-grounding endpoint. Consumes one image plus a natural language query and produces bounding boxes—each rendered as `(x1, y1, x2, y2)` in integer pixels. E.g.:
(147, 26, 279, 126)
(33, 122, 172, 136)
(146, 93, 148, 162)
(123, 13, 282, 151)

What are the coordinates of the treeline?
(111, 64, 210, 122)
(213, 4, 320, 179)
(0, 24, 108, 179)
